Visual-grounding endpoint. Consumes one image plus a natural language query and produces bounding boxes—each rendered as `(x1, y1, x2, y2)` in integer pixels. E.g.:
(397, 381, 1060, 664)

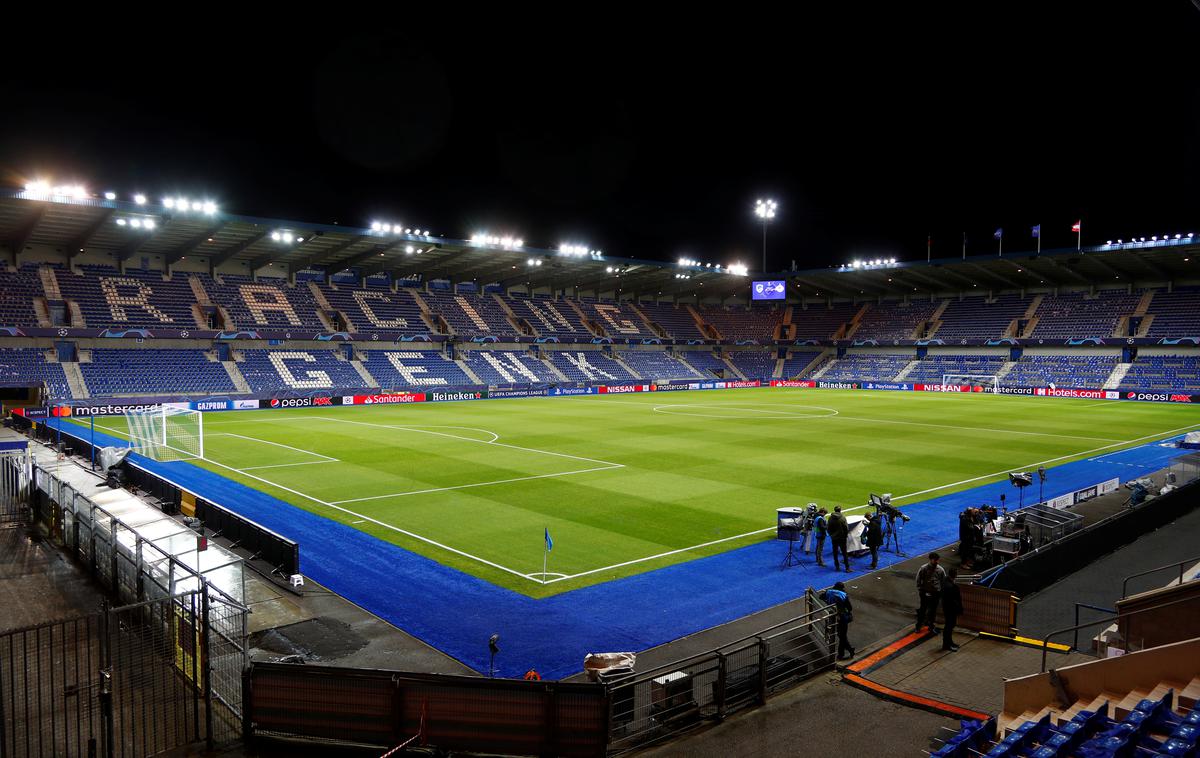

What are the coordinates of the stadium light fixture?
(133, 194, 146, 205)
(130, 219, 142, 228)
(163, 198, 176, 208)
(371, 221, 382, 231)
(116, 218, 127, 226)
(405, 245, 415, 254)
(144, 219, 156, 230)
(104, 191, 116, 200)
(754, 198, 778, 271)
(202, 201, 217, 215)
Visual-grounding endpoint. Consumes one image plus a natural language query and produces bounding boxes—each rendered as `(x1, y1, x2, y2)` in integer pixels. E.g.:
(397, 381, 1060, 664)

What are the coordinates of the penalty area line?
(329, 464, 625, 505)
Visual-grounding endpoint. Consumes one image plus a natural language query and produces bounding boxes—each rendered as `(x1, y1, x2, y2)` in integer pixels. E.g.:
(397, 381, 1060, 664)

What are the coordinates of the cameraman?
(812, 507, 829, 567)
(827, 506, 851, 572)
(862, 512, 883, 570)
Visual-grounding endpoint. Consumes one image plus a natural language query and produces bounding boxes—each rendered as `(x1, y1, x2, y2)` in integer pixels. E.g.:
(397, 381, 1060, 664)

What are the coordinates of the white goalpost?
(125, 405, 205, 461)
(940, 374, 1000, 393)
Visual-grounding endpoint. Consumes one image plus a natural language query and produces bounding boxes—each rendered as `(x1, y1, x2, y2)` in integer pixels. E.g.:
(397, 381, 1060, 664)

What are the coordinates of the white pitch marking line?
(310, 416, 624, 468)
(328, 465, 623, 504)
(238, 460, 340, 471)
(219, 432, 339, 461)
(540, 421, 1200, 584)
(195, 456, 538, 582)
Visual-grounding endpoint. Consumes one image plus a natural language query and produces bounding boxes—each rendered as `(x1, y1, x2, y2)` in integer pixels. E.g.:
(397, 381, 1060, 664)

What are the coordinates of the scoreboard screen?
(751, 281, 786, 300)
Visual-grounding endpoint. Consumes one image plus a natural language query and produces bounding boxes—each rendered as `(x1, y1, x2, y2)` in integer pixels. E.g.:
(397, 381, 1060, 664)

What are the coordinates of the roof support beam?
(966, 262, 1022, 290)
(164, 223, 226, 266)
(210, 231, 269, 269)
(69, 208, 116, 255)
(8, 206, 46, 257)
(297, 235, 370, 272)
(1033, 256, 1091, 285)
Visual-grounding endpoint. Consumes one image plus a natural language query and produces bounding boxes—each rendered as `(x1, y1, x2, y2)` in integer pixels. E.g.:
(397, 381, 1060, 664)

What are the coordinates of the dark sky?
(3, 5, 1198, 273)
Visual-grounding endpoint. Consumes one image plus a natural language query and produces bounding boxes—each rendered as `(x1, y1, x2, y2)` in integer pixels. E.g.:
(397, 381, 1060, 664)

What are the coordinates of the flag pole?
(1077, 222, 1081, 251)
(962, 232, 966, 260)
(927, 234, 931, 262)
(542, 547, 547, 585)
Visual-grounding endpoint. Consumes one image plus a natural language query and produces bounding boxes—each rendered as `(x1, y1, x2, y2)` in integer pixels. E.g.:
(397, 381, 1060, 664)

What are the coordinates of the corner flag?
(545, 527, 553, 552)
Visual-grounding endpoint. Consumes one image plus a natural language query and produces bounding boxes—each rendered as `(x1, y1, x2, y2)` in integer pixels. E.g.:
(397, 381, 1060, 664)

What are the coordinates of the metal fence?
(0, 591, 214, 758)
(0, 450, 31, 524)
(605, 588, 836, 755)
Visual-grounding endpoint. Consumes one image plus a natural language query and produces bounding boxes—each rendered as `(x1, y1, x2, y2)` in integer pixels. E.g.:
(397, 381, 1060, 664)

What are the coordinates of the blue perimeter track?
(46, 417, 1188, 679)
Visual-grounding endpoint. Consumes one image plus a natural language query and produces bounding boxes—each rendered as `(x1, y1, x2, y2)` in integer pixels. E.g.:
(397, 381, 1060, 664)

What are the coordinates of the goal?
(940, 374, 999, 393)
(125, 405, 204, 462)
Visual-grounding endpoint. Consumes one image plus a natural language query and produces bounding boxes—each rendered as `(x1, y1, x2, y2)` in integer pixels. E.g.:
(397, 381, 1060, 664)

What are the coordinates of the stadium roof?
(1, 189, 1197, 301)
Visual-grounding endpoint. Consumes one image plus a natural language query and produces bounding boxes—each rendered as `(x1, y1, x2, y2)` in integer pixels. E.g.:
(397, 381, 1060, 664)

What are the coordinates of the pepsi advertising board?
(751, 280, 786, 300)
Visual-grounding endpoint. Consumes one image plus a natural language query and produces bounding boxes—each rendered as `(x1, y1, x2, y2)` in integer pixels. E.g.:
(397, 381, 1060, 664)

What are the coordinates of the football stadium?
(3, 13, 1200, 758)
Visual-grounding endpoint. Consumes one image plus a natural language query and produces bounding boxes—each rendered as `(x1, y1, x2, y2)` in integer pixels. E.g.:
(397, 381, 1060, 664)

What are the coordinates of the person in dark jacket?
(940, 567, 962, 651)
(812, 508, 828, 567)
(826, 506, 850, 572)
(822, 581, 854, 660)
(862, 512, 884, 569)
(915, 552, 946, 634)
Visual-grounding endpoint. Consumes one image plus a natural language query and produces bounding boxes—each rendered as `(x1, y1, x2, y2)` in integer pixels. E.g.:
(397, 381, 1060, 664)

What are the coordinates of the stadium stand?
(0, 266, 47, 327)
(546, 351, 635, 382)
(576, 299, 656, 338)
(422, 291, 514, 337)
(853, 300, 942, 341)
(780, 349, 825, 378)
(58, 266, 201, 329)
(934, 294, 1029, 340)
(360, 350, 472, 388)
(237, 350, 370, 392)
(464, 350, 559, 384)
(616, 351, 703, 381)
(508, 294, 592, 341)
(1004, 354, 1118, 387)
(633, 302, 707, 340)
(1029, 290, 1140, 339)
(317, 283, 433, 336)
(906, 354, 1008, 383)
(819, 353, 911, 382)
(1144, 286, 1200, 337)
(80, 349, 235, 396)
(0, 348, 72, 399)
(199, 274, 325, 330)
(678, 350, 730, 377)
(791, 302, 858, 339)
(700, 305, 785, 341)
(1119, 355, 1200, 391)
(726, 350, 776, 380)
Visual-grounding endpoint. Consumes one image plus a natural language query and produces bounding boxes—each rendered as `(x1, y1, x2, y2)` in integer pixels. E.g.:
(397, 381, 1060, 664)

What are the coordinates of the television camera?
(868, 493, 909, 556)
(869, 493, 910, 523)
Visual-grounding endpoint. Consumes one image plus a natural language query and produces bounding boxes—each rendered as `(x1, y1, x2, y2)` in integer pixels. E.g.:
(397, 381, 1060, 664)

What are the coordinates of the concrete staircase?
(893, 359, 921, 381)
(66, 301, 86, 328)
(672, 353, 706, 380)
(721, 356, 747, 380)
(791, 349, 833, 380)
(221, 360, 251, 393)
(1135, 314, 1156, 337)
(348, 356, 379, 388)
(629, 303, 669, 339)
(189, 275, 211, 305)
(540, 355, 569, 381)
(456, 359, 483, 385)
(1133, 290, 1155, 316)
(996, 361, 1017, 380)
(810, 359, 837, 380)
(491, 294, 532, 336)
(611, 352, 642, 380)
(686, 305, 720, 340)
(924, 299, 951, 338)
(39, 266, 62, 300)
(32, 299, 53, 327)
(1103, 362, 1133, 390)
(61, 362, 90, 399)
(840, 304, 870, 339)
(772, 357, 785, 379)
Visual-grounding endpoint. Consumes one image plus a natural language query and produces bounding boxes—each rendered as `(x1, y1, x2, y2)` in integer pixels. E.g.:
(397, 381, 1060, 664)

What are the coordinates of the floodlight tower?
(754, 198, 777, 272)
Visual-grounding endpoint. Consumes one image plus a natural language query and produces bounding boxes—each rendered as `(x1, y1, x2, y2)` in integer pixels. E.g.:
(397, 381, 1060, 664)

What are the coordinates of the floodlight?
(1152, 236, 1157, 241)
(104, 191, 116, 200)
(382, 224, 392, 233)
(528, 258, 535, 265)
(405, 245, 414, 253)
(295, 237, 304, 242)
(133, 194, 146, 205)
(130, 219, 142, 228)
(203, 201, 217, 214)
(606, 266, 613, 272)
(164, 198, 176, 208)
(144, 219, 156, 230)
(1176, 234, 1182, 239)
(515, 239, 524, 248)
(1117, 239, 1122, 244)
(116, 218, 127, 226)
(176, 197, 188, 210)
(271, 232, 282, 241)
(282, 232, 294, 243)
(371, 222, 381, 231)
(189, 201, 201, 211)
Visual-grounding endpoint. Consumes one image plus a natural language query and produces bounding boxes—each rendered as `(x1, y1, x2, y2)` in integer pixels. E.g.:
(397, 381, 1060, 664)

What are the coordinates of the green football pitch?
(78, 389, 1200, 597)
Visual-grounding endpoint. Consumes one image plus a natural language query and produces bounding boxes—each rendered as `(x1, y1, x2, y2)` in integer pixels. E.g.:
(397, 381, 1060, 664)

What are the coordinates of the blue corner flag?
(1031, 224, 1041, 238)
(993, 228, 1003, 240)
(545, 527, 553, 552)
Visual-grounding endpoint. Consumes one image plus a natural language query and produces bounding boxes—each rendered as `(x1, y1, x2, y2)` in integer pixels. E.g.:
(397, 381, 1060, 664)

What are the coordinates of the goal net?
(125, 405, 204, 462)
(940, 374, 999, 393)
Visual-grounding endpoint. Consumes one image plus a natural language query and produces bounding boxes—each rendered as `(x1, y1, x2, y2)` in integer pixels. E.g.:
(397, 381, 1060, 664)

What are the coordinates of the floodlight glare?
(144, 219, 156, 230)
(405, 245, 415, 253)
(130, 219, 142, 228)
(163, 198, 176, 208)
(371, 222, 381, 231)
(282, 232, 294, 243)
(104, 191, 117, 200)
(295, 236, 303, 242)
(133, 194, 146, 205)
(116, 218, 127, 226)
(202, 201, 217, 214)
(271, 232, 282, 241)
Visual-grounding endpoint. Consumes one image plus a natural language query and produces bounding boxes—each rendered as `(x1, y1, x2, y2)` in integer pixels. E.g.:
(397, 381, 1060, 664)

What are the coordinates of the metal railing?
(1121, 554, 1200, 598)
(1040, 593, 1200, 671)
(605, 588, 835, 754)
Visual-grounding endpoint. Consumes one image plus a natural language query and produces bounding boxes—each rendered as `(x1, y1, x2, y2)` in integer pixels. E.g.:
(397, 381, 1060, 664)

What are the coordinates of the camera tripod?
(880, 512, 906, 557)
(780, 529, 807, 569)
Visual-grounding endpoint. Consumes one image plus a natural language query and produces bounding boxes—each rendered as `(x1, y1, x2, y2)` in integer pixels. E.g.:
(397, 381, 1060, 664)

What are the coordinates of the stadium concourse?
(5, 188, 1200, 754)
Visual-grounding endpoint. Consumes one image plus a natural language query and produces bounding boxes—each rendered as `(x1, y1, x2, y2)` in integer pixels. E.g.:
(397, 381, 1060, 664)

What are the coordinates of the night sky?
(2, 5, 1198, 273)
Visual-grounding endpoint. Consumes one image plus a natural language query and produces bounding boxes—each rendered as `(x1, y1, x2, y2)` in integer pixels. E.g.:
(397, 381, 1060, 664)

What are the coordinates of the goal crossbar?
(125, 405, 204, 462)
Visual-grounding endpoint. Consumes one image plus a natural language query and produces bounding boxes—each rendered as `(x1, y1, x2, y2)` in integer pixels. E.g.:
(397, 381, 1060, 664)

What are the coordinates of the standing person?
(915, 552, 946, 634)
(822, 581, 855, 660)
(941, 568, 962, 652)
(812, 507, 828, 567)
(862, 512, 883, 569)
(827, 506, 851, 572)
